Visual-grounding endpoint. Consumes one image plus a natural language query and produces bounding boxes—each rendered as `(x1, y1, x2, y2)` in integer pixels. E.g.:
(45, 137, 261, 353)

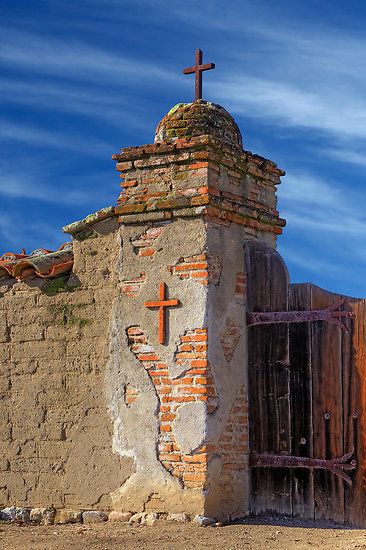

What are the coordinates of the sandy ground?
(2, 517, 366, 550)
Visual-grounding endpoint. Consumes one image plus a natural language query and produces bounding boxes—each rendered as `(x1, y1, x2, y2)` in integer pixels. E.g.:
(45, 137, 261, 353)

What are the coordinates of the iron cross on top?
(183, 49, 215, 101)
(144, 282, 180, 345)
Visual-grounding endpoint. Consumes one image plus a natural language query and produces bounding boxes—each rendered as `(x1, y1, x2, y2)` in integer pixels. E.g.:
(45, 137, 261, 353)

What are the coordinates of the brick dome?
(154, 101, 243, 150)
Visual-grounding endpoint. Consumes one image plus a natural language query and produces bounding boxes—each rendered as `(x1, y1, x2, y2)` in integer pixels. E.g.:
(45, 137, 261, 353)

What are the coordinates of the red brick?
(189, 162, 209, 170)
(159, 452, 181, 462)
(182, 472, 206, 482)
(115, 203, 146, 214)
(190, 195, 209, 206)
(182, 454, 208, 463)
(160, 413, 176, 422)
(137, 354, 160, 361)
(160, 424, 172, 432)
(191, 271, 208, 279)
(174, 262, 207, 271)
(127, 327, 143, 336)
(121, 179, 138, 187)
(195, 376, 213, 385)
(139, 247, 156, 257)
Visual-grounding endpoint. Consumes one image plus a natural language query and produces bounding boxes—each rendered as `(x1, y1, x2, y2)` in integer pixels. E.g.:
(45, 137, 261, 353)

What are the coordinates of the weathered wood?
(246, 242, 366, 526)
(245, 241, 292, 515)
(310, 286, 345, 523)
(344, 298, 366, 526)
(289, 283, 314, 519)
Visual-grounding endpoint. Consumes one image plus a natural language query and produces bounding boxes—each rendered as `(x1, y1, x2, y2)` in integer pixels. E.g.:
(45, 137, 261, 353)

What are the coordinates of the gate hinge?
(247, 298, 355, 331)
(250, 449, 356, 486)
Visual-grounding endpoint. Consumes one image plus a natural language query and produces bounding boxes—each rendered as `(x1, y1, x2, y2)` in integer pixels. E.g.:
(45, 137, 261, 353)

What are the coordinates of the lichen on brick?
(63, 206, 115, 236)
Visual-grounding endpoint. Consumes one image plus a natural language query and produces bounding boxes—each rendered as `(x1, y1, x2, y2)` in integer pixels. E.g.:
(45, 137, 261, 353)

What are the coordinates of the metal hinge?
(247, 298, 355, 331)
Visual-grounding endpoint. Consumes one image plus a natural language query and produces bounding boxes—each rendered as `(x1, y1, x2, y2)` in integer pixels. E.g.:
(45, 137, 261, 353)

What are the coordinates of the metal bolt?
(300, 438, 307, 445)
(324, 412, 331, 420)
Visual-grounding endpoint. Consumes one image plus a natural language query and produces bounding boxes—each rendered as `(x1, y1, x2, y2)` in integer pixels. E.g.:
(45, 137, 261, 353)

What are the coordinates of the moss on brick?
(73, 228, 98, 241)
(167, 103, 187, 116)
(42, 275, 79, 297)
(48, 303, 92, 327)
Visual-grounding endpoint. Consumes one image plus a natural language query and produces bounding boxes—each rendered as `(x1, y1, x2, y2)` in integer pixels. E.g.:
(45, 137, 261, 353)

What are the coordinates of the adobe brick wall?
(0, 216, 133, 510)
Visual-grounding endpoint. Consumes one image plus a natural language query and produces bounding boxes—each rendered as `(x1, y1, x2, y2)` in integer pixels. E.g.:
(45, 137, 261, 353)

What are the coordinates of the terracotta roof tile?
(0, 242, 73, 281)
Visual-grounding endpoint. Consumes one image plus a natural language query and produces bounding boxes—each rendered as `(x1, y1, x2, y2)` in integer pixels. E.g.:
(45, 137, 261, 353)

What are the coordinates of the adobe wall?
(0, 216, 133, 511)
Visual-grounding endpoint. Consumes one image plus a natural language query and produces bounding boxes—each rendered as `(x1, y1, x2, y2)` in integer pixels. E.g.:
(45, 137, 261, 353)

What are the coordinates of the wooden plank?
(289, 283, 314, 519)
(245, 240, 292, 515)
(310, 286, 344, 523)
(344, 298, 366, 526)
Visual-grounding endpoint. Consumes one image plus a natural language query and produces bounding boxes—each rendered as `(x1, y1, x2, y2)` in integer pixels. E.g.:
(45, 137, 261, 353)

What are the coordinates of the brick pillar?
(108, 101, 285, 520)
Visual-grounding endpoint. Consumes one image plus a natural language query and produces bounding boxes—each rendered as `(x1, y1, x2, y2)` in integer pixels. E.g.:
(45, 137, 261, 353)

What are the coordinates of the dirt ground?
(2, 517, 366, 550)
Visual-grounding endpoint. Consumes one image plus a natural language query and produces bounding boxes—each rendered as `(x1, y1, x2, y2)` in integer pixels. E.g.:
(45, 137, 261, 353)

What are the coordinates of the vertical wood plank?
(289, 283, 314, 519)
(310, 286, 344, 523)
(245, 241, 292, 515)
(344, 299, 366, 526)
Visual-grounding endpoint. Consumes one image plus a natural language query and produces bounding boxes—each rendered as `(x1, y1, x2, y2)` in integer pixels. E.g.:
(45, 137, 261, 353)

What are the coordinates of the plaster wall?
(107, 216, 209, 514)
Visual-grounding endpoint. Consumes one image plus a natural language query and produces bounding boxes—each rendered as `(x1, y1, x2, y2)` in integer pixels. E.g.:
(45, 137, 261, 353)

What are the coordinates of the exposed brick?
(234, 272, 246, 305)
(124, 384, 139, 407)
(219, 318, 243, 362)
(113, 133, 285, 235)
(121, 272, 147, 297)
(127, 326, 218, 488)
(130, 222, 169, 258)
(116, 161, 133, 172)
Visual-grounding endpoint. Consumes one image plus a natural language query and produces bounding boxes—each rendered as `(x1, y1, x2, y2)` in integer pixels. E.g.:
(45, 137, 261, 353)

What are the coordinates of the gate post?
(110, 101, 285, 520)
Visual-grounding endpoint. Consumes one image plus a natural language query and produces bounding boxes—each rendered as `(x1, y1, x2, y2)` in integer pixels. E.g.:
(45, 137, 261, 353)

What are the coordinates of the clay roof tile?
(0, 242, 74, 281)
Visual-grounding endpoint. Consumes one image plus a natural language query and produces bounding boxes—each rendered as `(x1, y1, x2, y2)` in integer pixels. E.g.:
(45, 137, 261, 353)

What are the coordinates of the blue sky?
(1, 0, 366, 296)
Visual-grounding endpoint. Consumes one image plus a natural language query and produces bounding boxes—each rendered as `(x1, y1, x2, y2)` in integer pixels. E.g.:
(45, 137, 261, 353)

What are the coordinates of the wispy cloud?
(278, 243, 346, 279)
(279, 172, 345, 211)
(212, 76, 366, 142)
(0, 27, 176, 86)
(279, 172, 366, 238)
(0, 169, 115, 206)
(0, 118, 113, 156)
(0, 78, 152, 129)
(322, 148, 366, 168)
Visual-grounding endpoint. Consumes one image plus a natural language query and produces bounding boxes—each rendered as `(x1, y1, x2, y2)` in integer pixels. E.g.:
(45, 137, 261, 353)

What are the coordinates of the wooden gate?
(245, 240, 366, 526)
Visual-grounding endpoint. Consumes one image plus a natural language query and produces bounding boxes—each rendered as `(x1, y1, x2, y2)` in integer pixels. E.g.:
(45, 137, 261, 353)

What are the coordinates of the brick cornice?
(114, 136, 286, 234)
(113, 136, 284, 178)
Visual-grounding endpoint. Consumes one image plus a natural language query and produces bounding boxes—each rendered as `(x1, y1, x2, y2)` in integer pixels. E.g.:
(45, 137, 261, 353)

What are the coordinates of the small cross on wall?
(183, 49, 215, 101)
(144, 282, 180, 345)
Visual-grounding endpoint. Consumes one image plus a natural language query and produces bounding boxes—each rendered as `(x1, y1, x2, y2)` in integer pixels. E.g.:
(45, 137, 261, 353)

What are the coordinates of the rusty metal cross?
(144, 282, 180, 345)
(183, 49, 215, 101)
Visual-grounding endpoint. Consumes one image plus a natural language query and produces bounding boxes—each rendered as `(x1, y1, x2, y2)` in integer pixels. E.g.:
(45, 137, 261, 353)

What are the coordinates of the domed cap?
(154, 101, 243, 150)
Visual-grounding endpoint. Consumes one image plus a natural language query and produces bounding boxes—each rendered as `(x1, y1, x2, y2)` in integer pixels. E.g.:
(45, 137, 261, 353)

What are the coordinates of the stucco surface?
(106, 217, 208, 514)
